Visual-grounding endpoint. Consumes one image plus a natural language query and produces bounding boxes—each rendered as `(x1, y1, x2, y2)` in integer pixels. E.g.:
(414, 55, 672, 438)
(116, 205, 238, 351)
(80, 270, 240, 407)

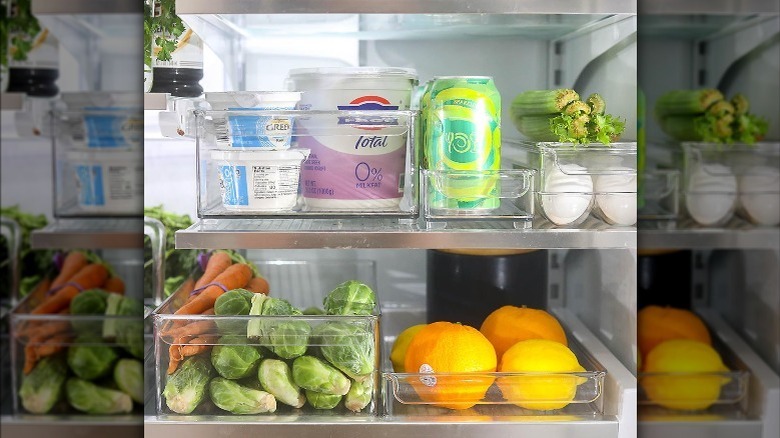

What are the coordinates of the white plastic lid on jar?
(204, 91, 302, 110)
(210, 149, 310, 163)
(61, 92, 141, 110)
(287, 67, 418, 90)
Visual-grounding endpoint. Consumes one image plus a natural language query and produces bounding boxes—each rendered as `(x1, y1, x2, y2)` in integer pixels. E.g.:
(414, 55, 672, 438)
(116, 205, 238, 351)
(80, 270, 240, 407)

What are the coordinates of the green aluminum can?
(423, 76, 501, 211)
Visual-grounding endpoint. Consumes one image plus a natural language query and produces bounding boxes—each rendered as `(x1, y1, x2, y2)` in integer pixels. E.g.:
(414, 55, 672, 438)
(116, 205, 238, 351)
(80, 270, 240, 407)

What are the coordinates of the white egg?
(594, 170, 637, 226)
(540, 164, 594, 226)
(738, 165, 780, 226)
(685, 163, 737, 226)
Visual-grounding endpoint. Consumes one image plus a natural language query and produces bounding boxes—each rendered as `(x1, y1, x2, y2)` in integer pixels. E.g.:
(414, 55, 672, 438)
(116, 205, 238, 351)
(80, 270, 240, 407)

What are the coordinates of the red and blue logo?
(337, 96, 399, 128)
(337, 95, 399, 111)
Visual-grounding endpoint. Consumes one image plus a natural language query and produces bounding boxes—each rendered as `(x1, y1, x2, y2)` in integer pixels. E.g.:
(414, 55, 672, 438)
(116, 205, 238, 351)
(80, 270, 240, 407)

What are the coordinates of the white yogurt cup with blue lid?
(211, 149, 310, 212)
(205, 91, 301, 150)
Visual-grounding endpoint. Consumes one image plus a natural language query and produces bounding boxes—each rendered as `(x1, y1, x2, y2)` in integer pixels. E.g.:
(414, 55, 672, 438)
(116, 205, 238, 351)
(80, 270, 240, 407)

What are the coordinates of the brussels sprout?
(258, 359, 305, 408)
(114, 358, 143, 403)
(209, 377, 276, 414)
(302, 307, 325, 315)
(163, 356, 214, 414)
(102, 292, 124, 338)
(345, 377, 373, 413)
(292, 356, 350, 396)
(211, 336, 263, 380)
(323, 281, 376, 316)
(305, 390, 342, 410)
(214, 289, 254, 332)
(247, 294, 310, 360)
(70, 289, 108, 333)
(19, 356, 68, 414)
(67, 336, 119, 380)
(66, 378, 133, 414)
(115, 296, 145, 359)
(314, 321, 375, 381)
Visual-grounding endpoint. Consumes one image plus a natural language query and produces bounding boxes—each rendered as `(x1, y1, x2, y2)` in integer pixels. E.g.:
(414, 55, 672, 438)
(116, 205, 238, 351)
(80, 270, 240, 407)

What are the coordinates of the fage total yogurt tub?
(287, 67, 417, 210)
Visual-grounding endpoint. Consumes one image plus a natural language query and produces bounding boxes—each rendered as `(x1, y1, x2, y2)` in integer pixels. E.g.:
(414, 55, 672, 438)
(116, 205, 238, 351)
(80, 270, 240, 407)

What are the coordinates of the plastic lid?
(204, 91, 302, 109)
(288, 67, 418, 81)
(62, 92, 141, 109)
(210, 149, 310, 161)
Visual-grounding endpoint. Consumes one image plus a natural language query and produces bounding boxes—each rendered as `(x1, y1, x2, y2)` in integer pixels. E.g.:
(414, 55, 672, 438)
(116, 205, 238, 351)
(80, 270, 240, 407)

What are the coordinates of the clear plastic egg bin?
(420, 169, 535, 230)
(53, 106, 143, 218)
(681, 142, 780, 228)
(195, 109, 418, 219)
(638, 170, 680, 229)
(506, 141, 637, 228)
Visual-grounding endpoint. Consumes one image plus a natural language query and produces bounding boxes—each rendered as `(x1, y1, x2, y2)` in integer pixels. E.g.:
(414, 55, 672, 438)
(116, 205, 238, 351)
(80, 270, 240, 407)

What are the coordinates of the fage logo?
(337, 95, 399, 111)
(337, 96, 400, 129)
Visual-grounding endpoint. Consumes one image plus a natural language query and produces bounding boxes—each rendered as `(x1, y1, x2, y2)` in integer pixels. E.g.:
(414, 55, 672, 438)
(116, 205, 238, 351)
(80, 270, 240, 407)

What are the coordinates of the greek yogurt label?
(82, 112, 142, 148)
(220, 113, 293, 149)
(75, 165, 105, 206)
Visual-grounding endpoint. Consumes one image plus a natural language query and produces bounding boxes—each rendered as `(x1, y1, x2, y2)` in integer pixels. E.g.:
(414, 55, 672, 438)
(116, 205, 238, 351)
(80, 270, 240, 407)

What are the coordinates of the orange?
(638, 306, 711, 359)
(404, 321, 497, 410)
(497, 339, 586, 410)
(479, 305, 568, 360)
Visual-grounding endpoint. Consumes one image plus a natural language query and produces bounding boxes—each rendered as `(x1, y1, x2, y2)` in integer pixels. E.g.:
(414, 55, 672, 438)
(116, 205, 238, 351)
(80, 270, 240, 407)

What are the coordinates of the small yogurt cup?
(61, 92, 142, 150)
(211, 149, 310, 211)
(205, 91, 301, 150)
(67, 149, 143, 214)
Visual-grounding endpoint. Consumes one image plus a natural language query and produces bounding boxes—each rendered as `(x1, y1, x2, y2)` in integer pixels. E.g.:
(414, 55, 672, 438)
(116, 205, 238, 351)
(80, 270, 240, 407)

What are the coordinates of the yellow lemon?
(390, 324, 427, 373)
(641, 339, 729, 411)
(497, 339, 586, 410)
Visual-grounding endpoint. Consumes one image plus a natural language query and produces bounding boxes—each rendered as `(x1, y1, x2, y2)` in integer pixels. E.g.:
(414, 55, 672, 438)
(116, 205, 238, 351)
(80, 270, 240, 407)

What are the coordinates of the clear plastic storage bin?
(420, 169, 535, 229)
(9, 256, 144, 417)
(53, 103, 143, 218)
(506, 141, 638, 227)
(638, 169, 680, 227)
(382, 333, 607, 417)
(681, 142, 780, 227)
(152, 260, 381, 418)
(1, 216, 22, 304)
(195, 109, 417, 218)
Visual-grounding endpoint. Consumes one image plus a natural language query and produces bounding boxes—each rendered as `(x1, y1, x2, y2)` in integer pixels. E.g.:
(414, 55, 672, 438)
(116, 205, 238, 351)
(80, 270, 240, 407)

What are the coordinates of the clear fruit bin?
(53, 107, 143, 218)
(382, 334, 607, 417)
(195, 109, 417, 219)
(8, 257, 144, 418)
(151, 259, 381, 419)
(681, 142, 780, 227)
(420, 169, 535, 230)
(1, 216, 22, 303)
(505, 140, 638, 228)
(638, 169, 680, 226)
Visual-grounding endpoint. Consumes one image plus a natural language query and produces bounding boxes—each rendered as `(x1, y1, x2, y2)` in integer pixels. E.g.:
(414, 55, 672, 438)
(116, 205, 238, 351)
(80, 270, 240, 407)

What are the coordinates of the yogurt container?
(287, 67, 417, 210)
(205, 91, 301, 149)
(212, 149, 309, 211)
(61, 92, 142, 149)
(67, 150, 143, 214)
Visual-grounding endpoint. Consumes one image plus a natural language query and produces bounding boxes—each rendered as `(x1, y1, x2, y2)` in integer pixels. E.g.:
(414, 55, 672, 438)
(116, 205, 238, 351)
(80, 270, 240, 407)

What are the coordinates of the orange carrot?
(31, 264, 109, 315)
(103, 276, 125, 295)
(194, 251, 232, 290)
(50, 252, 88, 290)
(245, 276, 270, 295)
(23, 334, 71, 374)
(174, 263, 252, 315)
(178, 336, 214, 358)
(166, 319, 215, 341)
(23, 320, 70, 342)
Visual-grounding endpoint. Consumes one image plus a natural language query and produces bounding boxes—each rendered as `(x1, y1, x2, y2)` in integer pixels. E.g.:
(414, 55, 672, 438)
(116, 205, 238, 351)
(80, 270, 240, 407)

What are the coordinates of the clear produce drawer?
(152, 260, 380, 418)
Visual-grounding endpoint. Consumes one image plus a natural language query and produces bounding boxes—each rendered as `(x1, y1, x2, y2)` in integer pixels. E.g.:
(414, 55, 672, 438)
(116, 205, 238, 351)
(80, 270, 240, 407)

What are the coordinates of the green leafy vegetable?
(213, 288, 254, 332)
(305, 390, 342, 410)
(209, 377, 277, 414)
(258, 359, 305, 408)
(314, 321, 375, 381)
(345, 378, 373, 413)
(210, 335, 263, 380)
(114, 358, 144, 404)
(247, 294, 311, 360)
(19, 356, 67, 414)
(143, 206, 199, 299)
(67, 336, 119, 380)
(114, 296, 145, 359)
(323, 280, 377, 316)
(163, 356, 213, 414)
(291, 356, 351, 396)
(70, 289, 109, 334)
(66, 378, 133, 414)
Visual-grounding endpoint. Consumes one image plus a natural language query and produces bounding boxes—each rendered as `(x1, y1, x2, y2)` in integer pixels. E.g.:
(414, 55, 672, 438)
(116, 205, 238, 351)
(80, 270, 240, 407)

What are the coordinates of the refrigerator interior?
(637, 5, 780, 438)
(143, 7, 637, 438)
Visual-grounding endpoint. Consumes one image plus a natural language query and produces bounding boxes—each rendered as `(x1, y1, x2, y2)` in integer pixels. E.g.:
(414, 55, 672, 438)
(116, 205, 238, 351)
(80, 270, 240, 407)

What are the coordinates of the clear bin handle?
(144, 216, 166, 305)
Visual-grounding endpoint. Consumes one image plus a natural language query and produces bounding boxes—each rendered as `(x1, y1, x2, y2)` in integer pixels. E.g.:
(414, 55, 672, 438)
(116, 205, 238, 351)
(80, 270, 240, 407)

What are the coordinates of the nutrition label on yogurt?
(252, 165, 298, 200)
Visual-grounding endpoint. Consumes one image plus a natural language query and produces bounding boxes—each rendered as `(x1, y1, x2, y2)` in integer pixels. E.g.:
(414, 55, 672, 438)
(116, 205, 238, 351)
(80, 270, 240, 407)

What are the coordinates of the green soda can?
(424, 76, 501, 211)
